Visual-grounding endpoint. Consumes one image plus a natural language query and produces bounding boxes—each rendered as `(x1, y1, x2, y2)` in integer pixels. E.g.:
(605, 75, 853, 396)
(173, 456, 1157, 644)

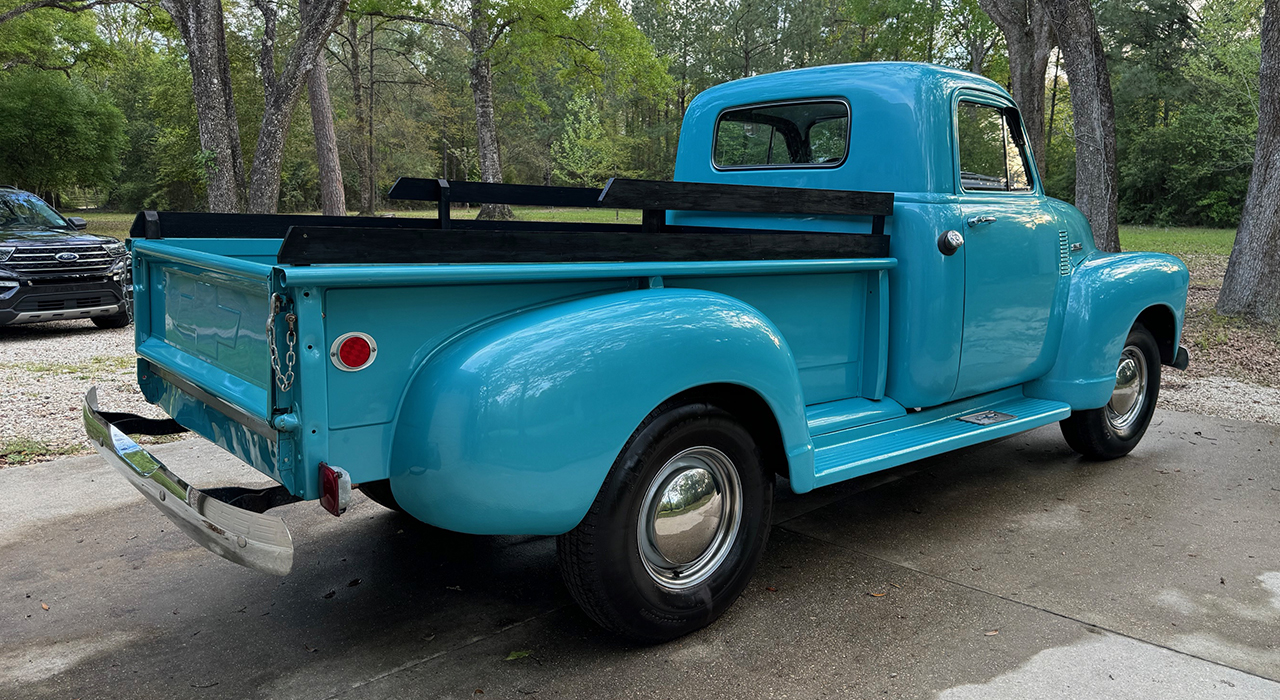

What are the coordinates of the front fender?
(387, 288, 811, 535)
(1025, 252, 1189, 410)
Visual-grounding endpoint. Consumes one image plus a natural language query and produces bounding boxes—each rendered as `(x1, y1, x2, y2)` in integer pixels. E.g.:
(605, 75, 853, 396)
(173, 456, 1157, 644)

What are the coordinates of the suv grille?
(15, 294, 117, 312)
(5, 244, 115, 276)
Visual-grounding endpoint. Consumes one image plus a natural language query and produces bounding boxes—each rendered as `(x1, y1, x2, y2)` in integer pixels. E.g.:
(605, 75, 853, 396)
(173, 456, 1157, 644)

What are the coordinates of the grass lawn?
(1118, 225, 1236, 257)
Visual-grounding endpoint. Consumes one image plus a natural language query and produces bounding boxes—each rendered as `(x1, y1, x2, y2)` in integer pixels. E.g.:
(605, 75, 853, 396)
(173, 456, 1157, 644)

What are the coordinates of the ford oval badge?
(55, 252, 80, 262)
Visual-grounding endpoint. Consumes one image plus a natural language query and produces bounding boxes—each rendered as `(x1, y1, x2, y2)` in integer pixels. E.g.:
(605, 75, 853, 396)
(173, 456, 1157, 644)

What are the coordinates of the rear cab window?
(956, 99, 1033, 193)
(714, 100, 850, 169)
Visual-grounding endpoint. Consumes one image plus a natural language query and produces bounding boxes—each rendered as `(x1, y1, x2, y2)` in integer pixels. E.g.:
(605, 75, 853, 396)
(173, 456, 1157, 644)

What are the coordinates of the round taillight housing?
(330, 332, 377, 371)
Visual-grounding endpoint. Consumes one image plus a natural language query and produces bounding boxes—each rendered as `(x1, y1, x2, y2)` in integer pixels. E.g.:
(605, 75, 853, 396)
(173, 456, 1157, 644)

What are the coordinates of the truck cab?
(85, 62, 1190, 643)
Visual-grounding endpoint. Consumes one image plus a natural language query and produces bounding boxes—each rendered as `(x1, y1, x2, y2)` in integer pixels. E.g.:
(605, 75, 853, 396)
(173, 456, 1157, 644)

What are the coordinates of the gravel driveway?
(1, 318, 1276, 466)
(0, 320, 166, 462)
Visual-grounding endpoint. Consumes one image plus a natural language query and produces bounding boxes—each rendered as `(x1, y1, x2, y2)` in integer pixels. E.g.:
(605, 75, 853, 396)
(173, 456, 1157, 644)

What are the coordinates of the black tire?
(358, 479, 405, 513)
(92, 311, 131, 329)
(1060, 323, 1161, 460)
(557, 402, 773, 642)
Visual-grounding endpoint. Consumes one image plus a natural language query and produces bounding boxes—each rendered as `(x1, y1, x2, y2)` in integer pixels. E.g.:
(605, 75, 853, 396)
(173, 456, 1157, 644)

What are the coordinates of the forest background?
(0, 0, 1261, 229)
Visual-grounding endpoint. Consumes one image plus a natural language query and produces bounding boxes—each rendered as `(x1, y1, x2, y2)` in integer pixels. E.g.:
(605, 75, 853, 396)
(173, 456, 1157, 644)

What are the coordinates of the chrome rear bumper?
(83, 387, 293, 575)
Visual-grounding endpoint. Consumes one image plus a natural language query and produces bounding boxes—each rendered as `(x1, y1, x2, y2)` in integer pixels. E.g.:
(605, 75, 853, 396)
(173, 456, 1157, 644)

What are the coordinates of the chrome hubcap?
(1107, 345, 1148, 431)
(637, 446, 742, 590)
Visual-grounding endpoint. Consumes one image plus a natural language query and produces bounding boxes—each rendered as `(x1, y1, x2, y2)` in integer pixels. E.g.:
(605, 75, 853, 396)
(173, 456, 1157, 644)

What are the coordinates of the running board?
(810, 388, 1071, 489)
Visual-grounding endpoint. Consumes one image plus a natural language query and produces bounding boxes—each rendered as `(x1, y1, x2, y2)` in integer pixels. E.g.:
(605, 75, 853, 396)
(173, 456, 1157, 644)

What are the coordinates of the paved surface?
(2, 410, 1278, 699)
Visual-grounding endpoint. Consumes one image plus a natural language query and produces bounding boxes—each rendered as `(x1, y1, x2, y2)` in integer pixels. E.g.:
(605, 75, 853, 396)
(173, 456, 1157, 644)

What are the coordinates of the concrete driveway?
(3, 409, 1278, 699)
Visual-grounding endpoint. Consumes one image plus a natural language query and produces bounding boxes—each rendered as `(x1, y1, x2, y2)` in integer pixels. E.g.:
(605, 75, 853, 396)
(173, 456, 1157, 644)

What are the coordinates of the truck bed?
(126, 178, 896, 507)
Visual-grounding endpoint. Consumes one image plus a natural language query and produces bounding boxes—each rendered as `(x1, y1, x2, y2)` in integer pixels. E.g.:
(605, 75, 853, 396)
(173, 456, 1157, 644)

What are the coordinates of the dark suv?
(0, 187, 131, 328)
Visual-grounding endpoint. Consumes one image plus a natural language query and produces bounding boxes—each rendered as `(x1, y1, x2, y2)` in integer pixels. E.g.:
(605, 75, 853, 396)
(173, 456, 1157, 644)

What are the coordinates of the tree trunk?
(347, 17, 374, 216)
(302, 0, 343, 216)
(366, 16, 376, 214)
(1044, 0, 1120, 252)
(468, 0, 511, 221)
(976, 0, 1055, 180)
(161, 0, 245, 212)
(245, 0, 349, 213)
(307, 60, 345, 216)
(469, 54, 512, 220)
(1217, 0, 1280, 323)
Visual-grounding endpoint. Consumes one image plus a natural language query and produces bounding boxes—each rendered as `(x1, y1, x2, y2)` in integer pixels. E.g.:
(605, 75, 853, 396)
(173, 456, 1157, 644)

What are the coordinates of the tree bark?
(301, 0, 344, 216)
(468, 0, 512, 220)
(976, 0, 1055, 180)
(1044, 0, 1120, 252)
(1217, 0, 1280, 323)
(345, 17, 374, 216)
(245, 0, 349, 213)
(161, 0, 245, 212)
(307, 60, 345, 216)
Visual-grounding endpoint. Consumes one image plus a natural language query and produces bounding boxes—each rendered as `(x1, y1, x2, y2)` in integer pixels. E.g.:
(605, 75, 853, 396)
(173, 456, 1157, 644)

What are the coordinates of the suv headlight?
(0, 246, 13, 262)
(104, 242, 127, 257)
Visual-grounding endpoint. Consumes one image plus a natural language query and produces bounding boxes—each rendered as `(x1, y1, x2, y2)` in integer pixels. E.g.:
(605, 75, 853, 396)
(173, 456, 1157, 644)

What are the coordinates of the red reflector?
(338, 335, 371, 369)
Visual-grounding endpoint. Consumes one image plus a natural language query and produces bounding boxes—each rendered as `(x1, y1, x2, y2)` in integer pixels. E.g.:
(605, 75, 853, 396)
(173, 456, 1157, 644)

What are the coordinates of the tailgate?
(130, 239, 292, 484)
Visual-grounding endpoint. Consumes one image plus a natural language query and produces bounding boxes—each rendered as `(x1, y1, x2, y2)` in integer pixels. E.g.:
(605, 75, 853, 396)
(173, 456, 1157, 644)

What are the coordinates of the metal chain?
(267, 293, 297, 392)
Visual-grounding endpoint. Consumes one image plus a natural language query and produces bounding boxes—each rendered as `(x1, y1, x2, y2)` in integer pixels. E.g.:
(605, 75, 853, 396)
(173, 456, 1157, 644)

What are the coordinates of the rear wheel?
(1060, 324, 1161, 460)
(557, 402, 773, 642)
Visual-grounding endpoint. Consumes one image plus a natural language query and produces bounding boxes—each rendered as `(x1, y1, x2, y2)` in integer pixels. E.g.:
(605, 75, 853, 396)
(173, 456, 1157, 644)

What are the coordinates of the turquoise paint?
(810, 387, 1072, 488)
(121, 62, 1189, 535)
(1024, 251, 1189, 409)
(386, 289, 813, 534)
(805, 396, 907, 436)
(138, 361, 287, 489)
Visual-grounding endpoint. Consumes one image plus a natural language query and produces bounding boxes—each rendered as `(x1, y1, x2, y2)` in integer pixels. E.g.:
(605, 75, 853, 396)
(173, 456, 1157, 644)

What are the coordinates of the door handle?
(967, 215, 997, 227)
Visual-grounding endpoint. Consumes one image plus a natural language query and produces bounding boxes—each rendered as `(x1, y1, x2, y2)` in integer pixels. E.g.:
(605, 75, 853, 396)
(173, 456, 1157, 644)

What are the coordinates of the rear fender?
(388, 288, 811, 535)
(1024, 252, 1189, 410)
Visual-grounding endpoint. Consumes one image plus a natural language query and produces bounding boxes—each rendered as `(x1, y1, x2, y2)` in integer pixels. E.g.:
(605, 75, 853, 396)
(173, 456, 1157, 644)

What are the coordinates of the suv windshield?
(0, 190, 72, 230)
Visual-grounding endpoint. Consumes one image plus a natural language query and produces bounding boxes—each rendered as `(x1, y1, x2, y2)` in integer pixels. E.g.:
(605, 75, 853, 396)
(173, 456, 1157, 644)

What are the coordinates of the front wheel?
(557, 402, 773, 642)
(1060, 323, 1161, 460)
(92, 310, 131, 329)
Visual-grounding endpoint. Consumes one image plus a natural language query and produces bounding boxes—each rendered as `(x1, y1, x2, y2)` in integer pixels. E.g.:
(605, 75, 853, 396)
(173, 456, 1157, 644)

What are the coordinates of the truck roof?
(676, 62, 1015, 196)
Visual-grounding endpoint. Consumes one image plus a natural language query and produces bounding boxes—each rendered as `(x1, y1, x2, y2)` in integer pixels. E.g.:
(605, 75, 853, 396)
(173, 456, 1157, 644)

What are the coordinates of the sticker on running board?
(958, 410, 1016, 426)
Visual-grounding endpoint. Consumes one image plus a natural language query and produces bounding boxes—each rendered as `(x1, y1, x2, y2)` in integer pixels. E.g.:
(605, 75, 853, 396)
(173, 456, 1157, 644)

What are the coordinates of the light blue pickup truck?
(85, 62, 1190, 641)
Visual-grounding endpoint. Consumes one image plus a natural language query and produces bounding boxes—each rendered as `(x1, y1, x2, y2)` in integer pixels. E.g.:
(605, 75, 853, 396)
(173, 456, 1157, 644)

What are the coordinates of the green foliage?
(1101, 0, 1260, 227)
(552, 95, 632, 186)
(0, 0, 1266, 233)
(0, 68, 124, 193)
(0, 1, 108, 71)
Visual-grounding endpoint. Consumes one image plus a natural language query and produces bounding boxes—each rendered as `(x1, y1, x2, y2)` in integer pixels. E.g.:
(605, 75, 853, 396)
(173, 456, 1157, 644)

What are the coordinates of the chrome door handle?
(967, 215, 997, 227)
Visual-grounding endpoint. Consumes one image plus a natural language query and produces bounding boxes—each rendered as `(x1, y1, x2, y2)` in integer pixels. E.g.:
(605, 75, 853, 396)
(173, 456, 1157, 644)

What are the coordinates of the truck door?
(951, 97, 1063, 400)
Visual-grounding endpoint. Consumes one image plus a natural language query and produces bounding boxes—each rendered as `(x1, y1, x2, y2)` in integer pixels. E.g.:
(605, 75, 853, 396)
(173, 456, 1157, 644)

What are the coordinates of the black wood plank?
(598, 178, 894, 218)
(388, 177, 603, 207)
(130, 211, 444, 239)
(277, 225, 890, 266)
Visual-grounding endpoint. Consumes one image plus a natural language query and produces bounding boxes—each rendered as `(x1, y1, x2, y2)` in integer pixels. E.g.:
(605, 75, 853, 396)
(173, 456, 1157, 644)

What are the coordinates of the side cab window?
(956, 100, 1033, 193)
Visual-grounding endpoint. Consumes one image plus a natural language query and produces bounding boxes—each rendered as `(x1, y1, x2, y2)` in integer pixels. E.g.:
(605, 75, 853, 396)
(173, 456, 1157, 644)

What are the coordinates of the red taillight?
(319, 462, 350, 516)
(331, 332, 377, 371)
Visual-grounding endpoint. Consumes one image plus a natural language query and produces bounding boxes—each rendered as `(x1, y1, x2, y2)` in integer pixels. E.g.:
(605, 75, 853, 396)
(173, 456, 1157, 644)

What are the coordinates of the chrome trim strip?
(8, 266, 114, 273)
(83, 387, 293, 576)
(10, 303, 122, 324)
(147, 363, 278, 442)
